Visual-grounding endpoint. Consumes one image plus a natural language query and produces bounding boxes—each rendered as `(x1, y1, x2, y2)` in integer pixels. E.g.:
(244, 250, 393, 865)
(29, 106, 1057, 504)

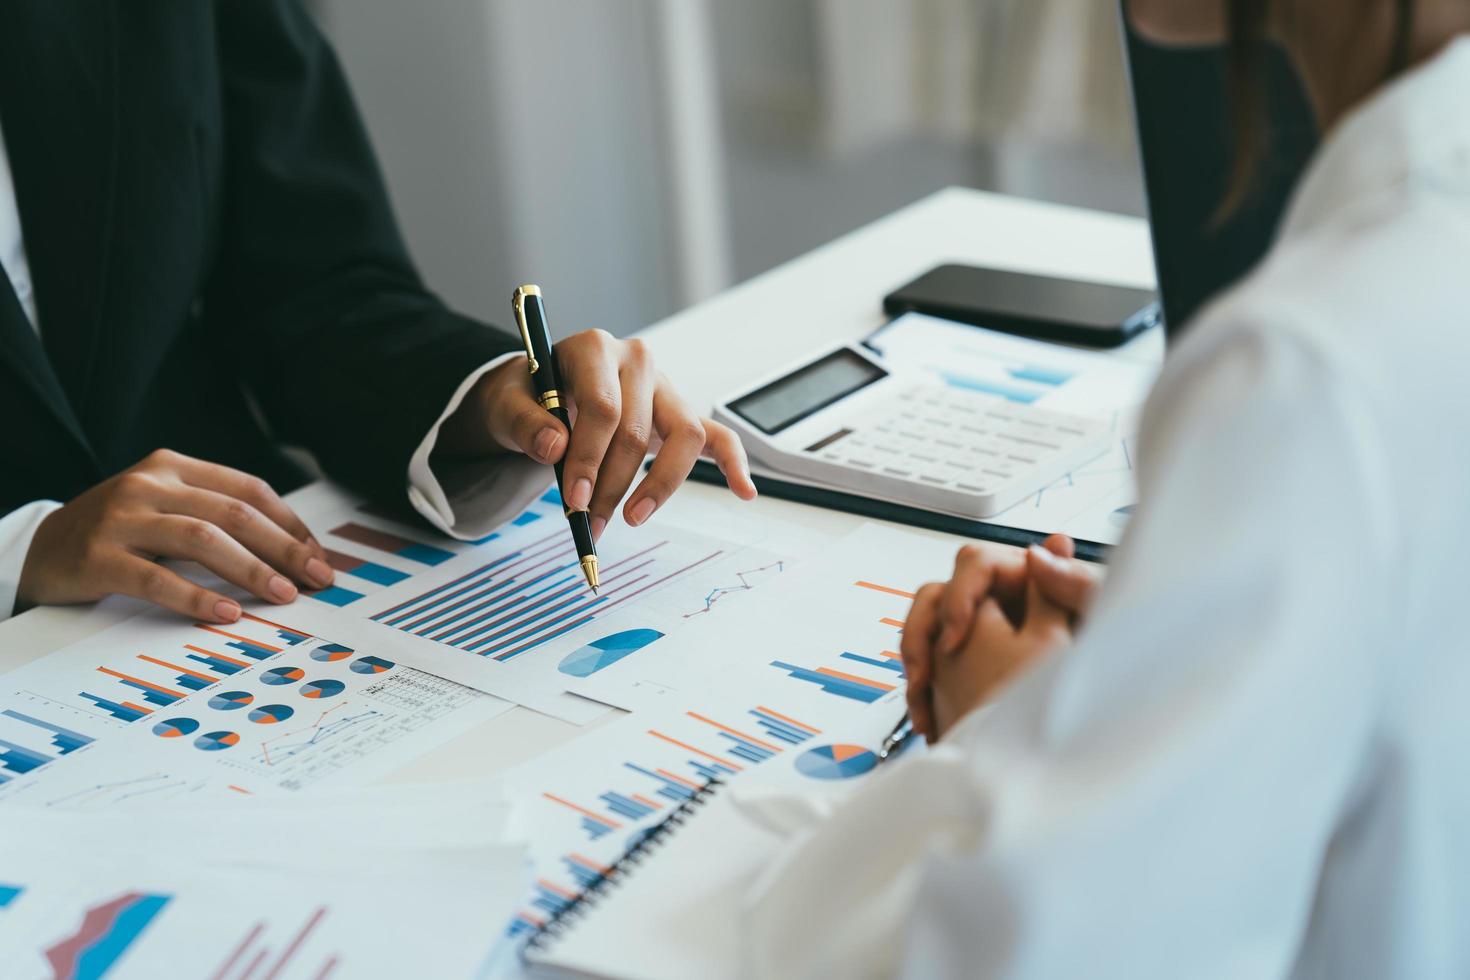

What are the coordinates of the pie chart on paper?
(794, 744, 878, 780)
(152, 718, 199, 738)
(557, 629, 665, 678)
(349, 655, 395, 675)
(261, 666, 304, 686)
(194, 730, 240, 752)
(208, 690, 253, 711)
(300, 679, 345, 700)
(249, 704, 294, 725)
(310, 643, 355, 662)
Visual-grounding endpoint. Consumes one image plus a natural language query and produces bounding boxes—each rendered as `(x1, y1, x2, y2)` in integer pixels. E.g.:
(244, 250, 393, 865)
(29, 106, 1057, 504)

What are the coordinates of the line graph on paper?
(683, 561, 786, 619)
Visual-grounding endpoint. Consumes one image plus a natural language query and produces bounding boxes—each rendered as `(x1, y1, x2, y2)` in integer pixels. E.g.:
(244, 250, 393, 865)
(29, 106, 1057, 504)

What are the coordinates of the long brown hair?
(1222, 0, 1416, 215)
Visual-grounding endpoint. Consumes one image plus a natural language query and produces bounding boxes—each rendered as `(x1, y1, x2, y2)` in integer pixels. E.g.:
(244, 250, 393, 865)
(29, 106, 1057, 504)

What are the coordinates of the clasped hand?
(899, 535, 1101, 743)
(17, 331, 756, 622)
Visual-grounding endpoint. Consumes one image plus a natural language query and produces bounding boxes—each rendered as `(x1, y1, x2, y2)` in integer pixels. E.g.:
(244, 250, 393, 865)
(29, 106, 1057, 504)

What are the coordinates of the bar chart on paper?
(301, 488, 566, 608)
(284, 484, 802, 720)
(765, 579, 910, 706)
(0, 606, 508, 808)
(508, 697, 826, 937)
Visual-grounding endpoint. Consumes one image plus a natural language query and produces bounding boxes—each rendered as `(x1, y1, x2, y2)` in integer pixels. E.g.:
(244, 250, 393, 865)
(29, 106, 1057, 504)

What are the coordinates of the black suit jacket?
(0, 0, 519, 518)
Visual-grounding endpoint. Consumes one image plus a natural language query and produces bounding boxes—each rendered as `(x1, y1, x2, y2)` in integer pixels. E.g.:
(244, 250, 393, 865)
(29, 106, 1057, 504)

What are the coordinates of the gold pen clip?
(512, 284, 542, 374)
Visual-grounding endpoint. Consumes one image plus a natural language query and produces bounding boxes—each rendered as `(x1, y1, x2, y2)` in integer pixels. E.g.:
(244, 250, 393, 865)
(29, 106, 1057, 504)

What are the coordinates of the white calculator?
(713, 343, 1112, 519)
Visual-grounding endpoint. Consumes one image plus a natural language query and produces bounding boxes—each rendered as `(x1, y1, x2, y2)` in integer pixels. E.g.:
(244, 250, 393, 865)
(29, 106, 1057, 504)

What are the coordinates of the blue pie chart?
(557, 629, 664, 677)
(310, 643, 355, 662)
(300, 679, 345, 700)
(249, 704, 294, 725)
(209, 690, 253, 711)
(349, 655, 395, 675)
(152, 717, 199, 738)
(795, 744, 878, 780)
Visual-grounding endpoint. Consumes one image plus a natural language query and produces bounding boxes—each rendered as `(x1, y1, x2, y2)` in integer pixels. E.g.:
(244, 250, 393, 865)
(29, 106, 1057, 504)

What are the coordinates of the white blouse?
(746, 37, 1470, 980)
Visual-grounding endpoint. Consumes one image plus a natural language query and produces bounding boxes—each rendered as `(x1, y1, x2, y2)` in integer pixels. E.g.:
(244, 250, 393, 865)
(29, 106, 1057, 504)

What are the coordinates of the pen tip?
(591, 585, 599, 595)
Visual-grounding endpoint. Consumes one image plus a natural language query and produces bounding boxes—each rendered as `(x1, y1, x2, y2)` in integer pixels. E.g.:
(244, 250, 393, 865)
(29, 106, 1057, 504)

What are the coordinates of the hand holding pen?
(431, 285, 758, 588)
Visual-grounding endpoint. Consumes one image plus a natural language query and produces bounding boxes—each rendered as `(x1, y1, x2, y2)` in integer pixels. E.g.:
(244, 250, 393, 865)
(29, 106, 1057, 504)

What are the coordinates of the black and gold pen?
(512, 284, 600, 593)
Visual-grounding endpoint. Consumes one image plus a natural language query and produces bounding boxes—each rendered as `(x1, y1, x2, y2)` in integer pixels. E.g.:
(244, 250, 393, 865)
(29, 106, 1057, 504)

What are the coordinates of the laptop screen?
(1120, 5, 1318, 338)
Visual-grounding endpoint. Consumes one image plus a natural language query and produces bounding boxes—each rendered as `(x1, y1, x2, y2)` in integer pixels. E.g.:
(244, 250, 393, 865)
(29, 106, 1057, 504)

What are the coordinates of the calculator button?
(882, 466, 915, 478)
(956, 482, 991, 494)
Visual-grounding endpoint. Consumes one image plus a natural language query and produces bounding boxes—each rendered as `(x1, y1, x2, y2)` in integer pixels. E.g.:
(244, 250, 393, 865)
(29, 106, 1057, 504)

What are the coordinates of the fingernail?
(533, 428, 561, 462)
(305, 557, 333, 588)
(268, 574, 297, 602)
(591, 516, 607, 540)
(1029, 544, 1064, 569)
(214, 599, 241, 622)
(628, 497, 656, 527)
(569, 478, 593, 511)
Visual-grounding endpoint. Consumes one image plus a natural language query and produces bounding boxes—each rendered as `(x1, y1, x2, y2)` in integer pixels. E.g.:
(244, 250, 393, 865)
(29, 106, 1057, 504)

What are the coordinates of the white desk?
(0, 186, 1157, 781)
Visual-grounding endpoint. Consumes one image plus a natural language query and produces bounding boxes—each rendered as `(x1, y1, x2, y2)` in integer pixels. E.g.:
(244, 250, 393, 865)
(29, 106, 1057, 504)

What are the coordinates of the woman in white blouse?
(748, 2, 1470, 977)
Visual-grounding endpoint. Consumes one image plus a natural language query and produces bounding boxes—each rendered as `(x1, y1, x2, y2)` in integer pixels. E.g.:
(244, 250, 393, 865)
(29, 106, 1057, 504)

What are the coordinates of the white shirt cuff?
(406, 353, 555, 541)
(0, 500, 63, 620)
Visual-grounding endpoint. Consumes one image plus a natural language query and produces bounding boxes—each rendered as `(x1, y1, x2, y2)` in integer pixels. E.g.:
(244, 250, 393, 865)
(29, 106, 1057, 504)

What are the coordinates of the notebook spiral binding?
(521, 777, 724, 958)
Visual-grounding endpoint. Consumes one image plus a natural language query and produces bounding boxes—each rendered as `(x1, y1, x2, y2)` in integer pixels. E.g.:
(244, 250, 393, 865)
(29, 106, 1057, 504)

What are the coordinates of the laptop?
(1120, 2, 1319, 338)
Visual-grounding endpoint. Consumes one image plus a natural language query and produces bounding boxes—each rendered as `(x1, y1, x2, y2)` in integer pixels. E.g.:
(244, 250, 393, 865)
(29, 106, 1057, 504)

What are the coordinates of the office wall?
(314, 0, 1141, 338)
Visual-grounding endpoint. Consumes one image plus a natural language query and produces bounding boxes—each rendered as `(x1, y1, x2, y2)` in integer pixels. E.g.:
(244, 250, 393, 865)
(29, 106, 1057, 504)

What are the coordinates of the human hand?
(900, 534, 1099, 742)
(927, 571, 1074, 740)
(17, 450, 333, 623)
(440, 331, 757, 536)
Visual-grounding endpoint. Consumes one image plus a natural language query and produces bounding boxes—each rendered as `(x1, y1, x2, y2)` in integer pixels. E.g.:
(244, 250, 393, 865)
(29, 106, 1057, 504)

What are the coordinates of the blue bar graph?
(840, 651, 905, 674)
(185, 652, 244, 675)
(113, 679, 181, 708)
(512, 511, 543, 527)
(624, 763, 696, 802)
(748, 708, 817, 746)
(0, 738, 50, 776)
(225, 640, 275, 661)
(427, 570, 575, 643)
(529, 881, 575, 918)
(562, 854, 603, 889)
(373, 549, 528, 627)
(718, 733, 776, 764)
(600, 791, 658, 820)
(770, 661, 890, 704)
(0, 884, 20, 908)
(78, 694, 149, 722)
(271, 626, 311, 646)
(689, 759, 737, 781)
(173, 673, 212, 692)
(580, 816, 615, 841)
(413, 572, 546, 637)
(2, 710, 94, 754)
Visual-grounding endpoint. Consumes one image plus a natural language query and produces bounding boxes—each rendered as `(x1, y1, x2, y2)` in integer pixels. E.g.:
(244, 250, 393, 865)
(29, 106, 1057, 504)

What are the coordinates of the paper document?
(0, 604, 510, 808)
(498, 524, 958, 946)
(284, 482, 823, 723)
(567, 522, 959, 712)
(0, 836, 524, 979)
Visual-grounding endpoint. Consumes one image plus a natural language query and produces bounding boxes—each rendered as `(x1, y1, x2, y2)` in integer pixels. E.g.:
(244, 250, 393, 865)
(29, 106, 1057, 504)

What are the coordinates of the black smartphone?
(883, 264, 1159, 348)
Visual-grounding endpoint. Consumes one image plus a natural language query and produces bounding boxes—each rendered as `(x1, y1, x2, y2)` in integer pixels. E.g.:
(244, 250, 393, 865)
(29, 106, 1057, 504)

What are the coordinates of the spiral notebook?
(520, 778, 778, 979)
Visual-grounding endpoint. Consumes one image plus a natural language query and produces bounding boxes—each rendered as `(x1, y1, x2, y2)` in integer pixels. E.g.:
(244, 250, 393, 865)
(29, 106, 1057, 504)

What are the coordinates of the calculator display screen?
(728, 348, 886, 435)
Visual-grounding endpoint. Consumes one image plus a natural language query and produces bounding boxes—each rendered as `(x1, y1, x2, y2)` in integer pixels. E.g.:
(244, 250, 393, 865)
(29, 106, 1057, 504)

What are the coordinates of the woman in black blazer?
(0, 1, 753, 625)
